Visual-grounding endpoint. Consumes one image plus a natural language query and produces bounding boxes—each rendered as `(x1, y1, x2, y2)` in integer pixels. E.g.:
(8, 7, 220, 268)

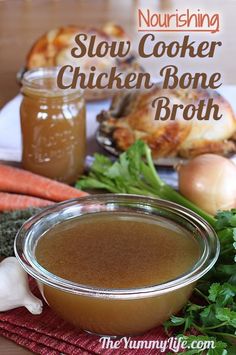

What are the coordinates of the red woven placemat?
(0, 279, 173, 355)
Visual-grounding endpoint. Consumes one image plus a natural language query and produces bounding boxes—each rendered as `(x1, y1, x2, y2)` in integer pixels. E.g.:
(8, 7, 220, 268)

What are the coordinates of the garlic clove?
(0, 257, 43, 314)
(24, 295, 43, 315)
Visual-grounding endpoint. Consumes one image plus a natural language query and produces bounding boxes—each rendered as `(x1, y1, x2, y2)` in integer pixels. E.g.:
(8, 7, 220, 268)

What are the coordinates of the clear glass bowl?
(14, 194, 219, 336)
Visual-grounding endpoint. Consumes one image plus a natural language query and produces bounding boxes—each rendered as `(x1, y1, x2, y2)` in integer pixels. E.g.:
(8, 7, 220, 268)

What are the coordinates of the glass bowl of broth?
(15, 194, 219, 336)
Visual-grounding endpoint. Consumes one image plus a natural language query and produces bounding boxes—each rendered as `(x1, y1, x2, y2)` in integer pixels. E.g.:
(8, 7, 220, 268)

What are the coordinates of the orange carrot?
(0, 164, 88, 202)
(0, 192, 53, 211)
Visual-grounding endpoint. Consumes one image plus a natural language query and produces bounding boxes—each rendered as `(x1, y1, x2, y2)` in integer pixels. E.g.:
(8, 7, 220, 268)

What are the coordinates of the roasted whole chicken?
(97, 86, 236, 158)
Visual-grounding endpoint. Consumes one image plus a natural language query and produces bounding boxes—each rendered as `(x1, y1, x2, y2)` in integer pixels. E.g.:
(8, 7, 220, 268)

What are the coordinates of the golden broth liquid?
(36, 212, 200, 335)
(20, 76, 86, 184)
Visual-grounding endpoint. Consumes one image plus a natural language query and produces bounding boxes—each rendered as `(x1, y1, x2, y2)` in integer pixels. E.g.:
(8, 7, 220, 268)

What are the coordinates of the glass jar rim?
(21, 67, 83, 99)
(14, 194, 220, 300)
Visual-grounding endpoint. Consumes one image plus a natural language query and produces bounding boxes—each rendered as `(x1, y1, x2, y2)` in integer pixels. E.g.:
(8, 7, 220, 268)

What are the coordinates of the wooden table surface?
(0, 0, 235, 353)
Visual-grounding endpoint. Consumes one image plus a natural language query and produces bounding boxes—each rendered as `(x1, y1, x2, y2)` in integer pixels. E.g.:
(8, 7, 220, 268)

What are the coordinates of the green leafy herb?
(77, 141, 215, 225)
(208, 283, 236, 306)
(164, 210, 236, 353)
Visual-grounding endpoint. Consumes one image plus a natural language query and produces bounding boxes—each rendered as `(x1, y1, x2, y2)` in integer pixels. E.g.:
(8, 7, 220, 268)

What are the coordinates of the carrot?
(0, 164, 88, 202)
(0, 192, 53, 211)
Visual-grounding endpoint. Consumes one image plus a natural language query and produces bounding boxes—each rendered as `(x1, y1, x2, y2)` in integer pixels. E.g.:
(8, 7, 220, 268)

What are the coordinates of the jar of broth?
(20, 68, 86, 184)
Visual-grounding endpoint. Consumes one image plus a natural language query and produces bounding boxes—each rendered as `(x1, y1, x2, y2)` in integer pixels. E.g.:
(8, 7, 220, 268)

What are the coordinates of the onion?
(177, 154, 236, 215)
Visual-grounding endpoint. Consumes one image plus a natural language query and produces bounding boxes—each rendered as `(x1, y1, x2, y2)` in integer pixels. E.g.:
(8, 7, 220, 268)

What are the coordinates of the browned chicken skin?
(98, 85, 236, 158)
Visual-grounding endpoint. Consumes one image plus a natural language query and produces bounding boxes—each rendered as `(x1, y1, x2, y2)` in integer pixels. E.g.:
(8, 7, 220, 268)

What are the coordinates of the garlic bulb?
(0, 257, 43, 314)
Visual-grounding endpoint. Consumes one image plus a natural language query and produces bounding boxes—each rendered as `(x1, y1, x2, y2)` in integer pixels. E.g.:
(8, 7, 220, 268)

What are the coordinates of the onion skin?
(177, 154, 236, 216)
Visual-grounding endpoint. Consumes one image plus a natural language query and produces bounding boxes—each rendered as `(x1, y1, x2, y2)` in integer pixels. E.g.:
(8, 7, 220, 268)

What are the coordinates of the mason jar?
(20, 67, 86, 184)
